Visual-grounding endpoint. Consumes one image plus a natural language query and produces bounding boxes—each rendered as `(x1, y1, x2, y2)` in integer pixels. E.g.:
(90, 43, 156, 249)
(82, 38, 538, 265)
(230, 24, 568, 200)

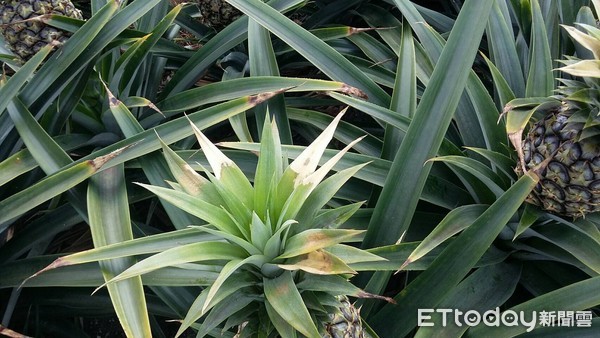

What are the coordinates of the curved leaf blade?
(264, 271, 321, 337)
(88, 165, 151, 338)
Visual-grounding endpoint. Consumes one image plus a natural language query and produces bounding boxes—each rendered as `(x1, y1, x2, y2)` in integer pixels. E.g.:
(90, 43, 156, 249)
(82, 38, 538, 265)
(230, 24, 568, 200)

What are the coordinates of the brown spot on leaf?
(340, 84, 368, 99)
(248, 86, 297, 106)
(307, 232, 328, 243)
(356, 290, 396, 304)
(90, 143, 137, 170)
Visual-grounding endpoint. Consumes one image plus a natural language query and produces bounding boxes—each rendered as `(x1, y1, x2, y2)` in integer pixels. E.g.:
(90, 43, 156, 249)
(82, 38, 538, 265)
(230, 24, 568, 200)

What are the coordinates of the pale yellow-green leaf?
(279, 249, 356, 275)
(188, 226, 259, 255)
(294, 165, 368, 233)
(276, 181, 314, 227)
(202, 255, 266, 313)
(254, 117, 283, 220)
(219, 165, 254, 215)
(159, 138, 205, 192)
(138, 183, 242, 237)
(279, 229, 364, 259)
(187, 118, 235, 179)
(94, 241, 247, 292)
(188, 118, 254, 208)
(300, 136, 365, 188)
(594, 0, 600, 18)
(263, 271, 321, 337)
(278, 136, 366, 223)
(287, 111, 345, 185)
(562, 24, 600, 59)
(326, 244, 387, 264)
(196, 168, 252, 239)
(559, 60, 600, 78)
(250, 212, 272, 250)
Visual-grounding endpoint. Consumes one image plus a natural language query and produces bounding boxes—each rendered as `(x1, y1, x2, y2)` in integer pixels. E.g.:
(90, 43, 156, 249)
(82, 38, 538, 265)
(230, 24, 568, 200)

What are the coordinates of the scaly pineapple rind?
(0, 0, 82, 61)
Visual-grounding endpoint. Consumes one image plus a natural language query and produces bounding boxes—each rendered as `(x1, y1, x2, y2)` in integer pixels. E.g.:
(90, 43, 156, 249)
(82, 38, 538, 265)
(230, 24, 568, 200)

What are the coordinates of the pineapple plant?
(0, 0, 83, 61)
(505, 21, 600, 218)
(28, 112, 393, 337)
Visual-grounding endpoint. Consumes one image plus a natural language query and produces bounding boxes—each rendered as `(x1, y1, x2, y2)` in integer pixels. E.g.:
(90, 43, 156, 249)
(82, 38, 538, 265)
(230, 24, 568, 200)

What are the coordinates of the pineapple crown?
(504, 20, 600, 170)
(89, 112, 391, 337)
(554, 22, 600, 144)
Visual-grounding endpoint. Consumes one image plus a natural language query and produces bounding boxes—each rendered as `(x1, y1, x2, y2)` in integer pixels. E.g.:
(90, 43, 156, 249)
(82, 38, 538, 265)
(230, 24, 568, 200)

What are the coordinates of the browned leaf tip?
(348, 27, 380, 35)
(498, 104, 512, 124)
(357, 290, 397, 304)
(100, 79, 120, 108)
(0, 325, 32, 338)
(508, 132, 527, 173)
(19, 257, 68, 289)
(350, 26, 398, 35)
(396, 259, 412, 274)
(147, 102, 165, 117)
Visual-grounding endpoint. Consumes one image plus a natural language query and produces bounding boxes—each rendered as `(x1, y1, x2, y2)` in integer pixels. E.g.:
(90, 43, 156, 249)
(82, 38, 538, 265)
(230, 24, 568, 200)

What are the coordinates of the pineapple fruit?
(0, 0, 82, 61)
(324, 295, 365, 338)
(193, 0, 240, 30)
(506, 23, 600, 218)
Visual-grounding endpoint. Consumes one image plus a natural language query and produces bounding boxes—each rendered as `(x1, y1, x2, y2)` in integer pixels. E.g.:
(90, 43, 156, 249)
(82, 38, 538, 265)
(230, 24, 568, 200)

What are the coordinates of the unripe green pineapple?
(507, 24, 600, 218)
(0, 0, 82, 61)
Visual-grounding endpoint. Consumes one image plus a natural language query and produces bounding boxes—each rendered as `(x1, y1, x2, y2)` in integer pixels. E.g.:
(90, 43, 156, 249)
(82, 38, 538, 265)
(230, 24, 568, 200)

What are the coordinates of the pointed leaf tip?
(100, 78, 121, 108)
(91, 280, 110, 296)
(20, 257, 69, 289)
(0, 325, 32, 338)
(301, 134, 366, 188)
(289, 110, 346, 179)
(356, 290, 397, 304)
(396, 259, 412, 274)
(185, 115, 233, 179)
